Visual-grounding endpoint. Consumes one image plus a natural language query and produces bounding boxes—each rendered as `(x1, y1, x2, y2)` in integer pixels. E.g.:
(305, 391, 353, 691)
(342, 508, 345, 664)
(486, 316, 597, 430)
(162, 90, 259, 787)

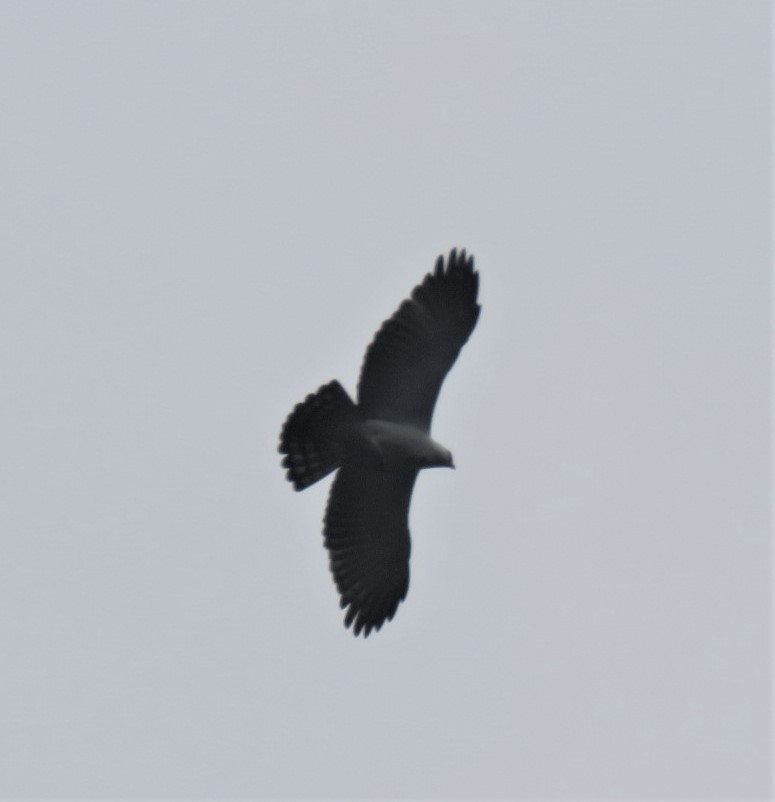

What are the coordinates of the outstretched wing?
(324, 455, 418, 637)
(357, 248, 480, 431)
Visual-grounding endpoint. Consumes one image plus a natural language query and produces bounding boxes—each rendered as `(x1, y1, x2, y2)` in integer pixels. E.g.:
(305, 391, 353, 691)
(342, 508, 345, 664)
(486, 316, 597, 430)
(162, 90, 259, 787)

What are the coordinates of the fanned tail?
(279, 381, 359, 490)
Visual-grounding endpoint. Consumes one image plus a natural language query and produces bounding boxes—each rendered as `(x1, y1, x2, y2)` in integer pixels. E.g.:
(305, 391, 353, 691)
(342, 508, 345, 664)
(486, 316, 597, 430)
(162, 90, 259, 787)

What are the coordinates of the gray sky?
(0, 1, 769, 798)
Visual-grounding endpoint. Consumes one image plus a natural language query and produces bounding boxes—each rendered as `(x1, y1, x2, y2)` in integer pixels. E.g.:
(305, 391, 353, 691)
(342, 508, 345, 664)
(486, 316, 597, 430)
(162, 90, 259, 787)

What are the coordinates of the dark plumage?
(279, 249, 481, 636)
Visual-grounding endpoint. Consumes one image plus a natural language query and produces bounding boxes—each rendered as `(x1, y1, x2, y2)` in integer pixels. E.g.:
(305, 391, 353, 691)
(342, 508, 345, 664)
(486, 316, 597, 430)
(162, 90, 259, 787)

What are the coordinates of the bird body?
(279, 249, 480, 636)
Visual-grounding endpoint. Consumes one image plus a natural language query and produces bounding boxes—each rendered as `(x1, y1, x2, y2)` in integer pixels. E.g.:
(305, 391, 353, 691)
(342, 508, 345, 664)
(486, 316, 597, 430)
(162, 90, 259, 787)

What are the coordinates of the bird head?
(423, 442, 454, 470)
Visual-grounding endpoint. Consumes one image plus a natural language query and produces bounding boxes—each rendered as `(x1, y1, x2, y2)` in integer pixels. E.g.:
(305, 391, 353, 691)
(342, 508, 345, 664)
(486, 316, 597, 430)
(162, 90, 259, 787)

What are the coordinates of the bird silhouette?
(279, 249, 481, 636)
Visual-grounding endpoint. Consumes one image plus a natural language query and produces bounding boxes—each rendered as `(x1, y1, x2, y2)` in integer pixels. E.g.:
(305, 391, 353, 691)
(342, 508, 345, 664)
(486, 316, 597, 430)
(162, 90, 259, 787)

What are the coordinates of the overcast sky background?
(0, 1, 770, 799)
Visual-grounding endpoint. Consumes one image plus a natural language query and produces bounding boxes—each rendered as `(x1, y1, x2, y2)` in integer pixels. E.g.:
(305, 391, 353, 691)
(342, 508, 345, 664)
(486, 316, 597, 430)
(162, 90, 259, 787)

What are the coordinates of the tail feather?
(279, 380, 359, 490)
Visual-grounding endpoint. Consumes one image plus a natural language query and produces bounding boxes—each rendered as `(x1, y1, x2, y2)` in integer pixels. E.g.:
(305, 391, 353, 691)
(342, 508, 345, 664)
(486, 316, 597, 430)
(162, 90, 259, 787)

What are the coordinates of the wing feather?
(357, 248, 480, 431)
(323, 457, 417, 637)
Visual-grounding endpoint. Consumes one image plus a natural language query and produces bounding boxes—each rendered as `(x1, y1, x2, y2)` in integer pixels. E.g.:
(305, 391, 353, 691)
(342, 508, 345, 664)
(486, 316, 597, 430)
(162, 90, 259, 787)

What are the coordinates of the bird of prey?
(279, 248, 481, 636)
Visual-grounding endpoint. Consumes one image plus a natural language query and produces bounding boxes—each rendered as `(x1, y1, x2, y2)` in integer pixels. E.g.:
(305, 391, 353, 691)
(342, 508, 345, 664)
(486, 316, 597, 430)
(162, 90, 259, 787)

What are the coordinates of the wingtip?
(435, 247, 477, 278)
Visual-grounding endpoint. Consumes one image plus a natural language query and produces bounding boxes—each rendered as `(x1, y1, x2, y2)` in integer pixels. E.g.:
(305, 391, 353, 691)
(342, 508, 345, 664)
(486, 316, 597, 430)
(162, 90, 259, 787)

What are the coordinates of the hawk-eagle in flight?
(279, 249, 481, 636)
